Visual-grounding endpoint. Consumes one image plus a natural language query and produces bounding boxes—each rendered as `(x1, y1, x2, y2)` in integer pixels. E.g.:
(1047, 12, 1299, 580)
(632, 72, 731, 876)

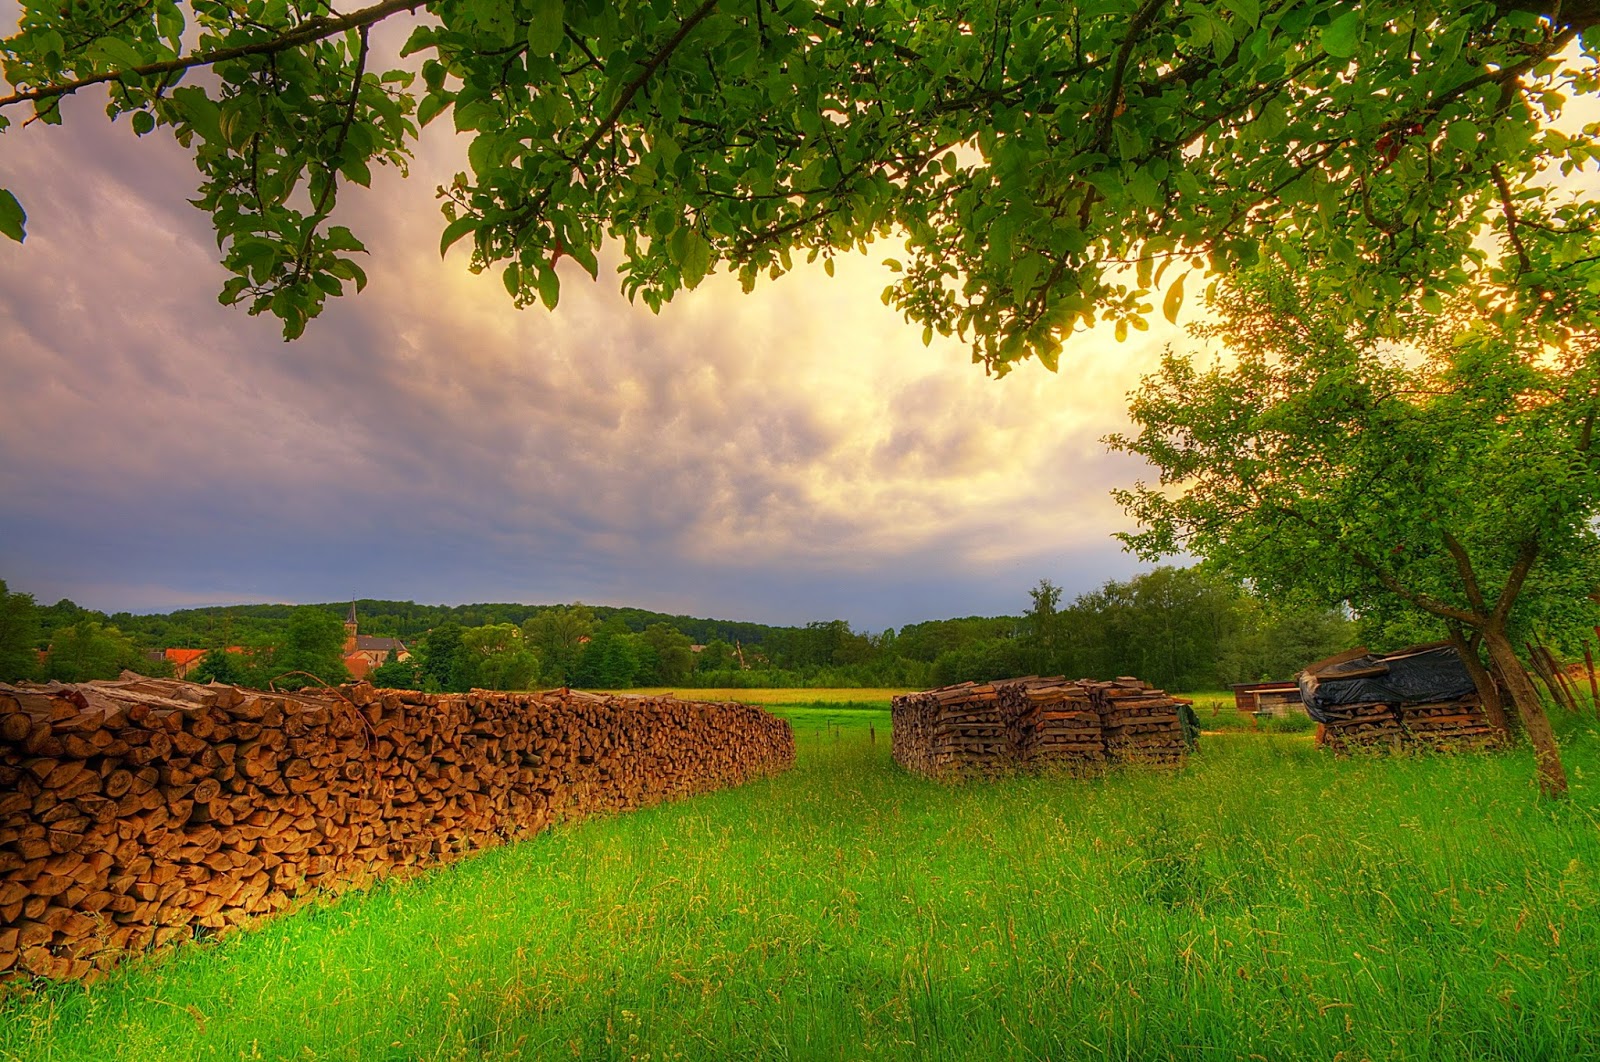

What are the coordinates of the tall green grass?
(5, 713, 1600, 1060)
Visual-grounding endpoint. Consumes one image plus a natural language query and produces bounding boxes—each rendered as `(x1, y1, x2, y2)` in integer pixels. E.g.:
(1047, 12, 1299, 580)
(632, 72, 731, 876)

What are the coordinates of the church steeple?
(345, 600, 358, 639)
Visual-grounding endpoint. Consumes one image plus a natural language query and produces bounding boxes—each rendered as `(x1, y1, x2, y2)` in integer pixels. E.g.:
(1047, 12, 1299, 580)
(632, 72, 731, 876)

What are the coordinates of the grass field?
(619, 687, 911, 705)
(5, 695, 1600, 1060)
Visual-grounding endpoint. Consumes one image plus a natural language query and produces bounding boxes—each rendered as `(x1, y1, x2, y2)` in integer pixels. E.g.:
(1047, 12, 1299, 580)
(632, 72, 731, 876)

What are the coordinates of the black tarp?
(1296, 642, 1478, 723)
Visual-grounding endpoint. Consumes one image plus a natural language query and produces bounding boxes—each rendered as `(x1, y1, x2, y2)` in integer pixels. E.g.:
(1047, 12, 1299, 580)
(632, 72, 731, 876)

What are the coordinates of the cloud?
(0, 53, 1178, 629)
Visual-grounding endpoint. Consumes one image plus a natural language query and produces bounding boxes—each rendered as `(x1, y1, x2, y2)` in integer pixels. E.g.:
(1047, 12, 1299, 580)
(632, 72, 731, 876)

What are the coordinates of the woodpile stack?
(1319, 696, 1494, 752)
(0, 677, 794, 983)
(1315, 703, 1403, 752)
(1002, 679, 1104, 771)
(1398, 698, 1497, 749)
(1091, 677, 1190, 766)
(888, 681, 1016, 779)
(893, 676, 1191, 780)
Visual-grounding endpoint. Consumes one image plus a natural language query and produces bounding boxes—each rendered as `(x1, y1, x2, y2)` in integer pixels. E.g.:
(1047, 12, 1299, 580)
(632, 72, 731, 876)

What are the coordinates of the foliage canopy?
(1111, 265, 1600, 793)
(4, 2, 1599, 365)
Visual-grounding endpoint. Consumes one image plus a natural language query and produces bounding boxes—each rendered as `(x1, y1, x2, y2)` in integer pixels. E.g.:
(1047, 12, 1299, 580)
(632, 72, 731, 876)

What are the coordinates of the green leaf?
(536, 266, 560, 309)
(504, 261, 521, 296)
(440, 215, 477, 257)
(1220, 0, 1260, 25)
(528, 0, 566, 56)
(90, 37, 145, 75)
(170, 87, 221, 144)
(417, 94, 449, 127)
(131, 111, 155, 137)
(1446, 120, 1479, 152)
(0, 188, 26, 243)
(341, 156, 372, 188)
(1163, 271, 1187, 325)
(1320, 10, 1361, 59)
(681, 230, 712, 288)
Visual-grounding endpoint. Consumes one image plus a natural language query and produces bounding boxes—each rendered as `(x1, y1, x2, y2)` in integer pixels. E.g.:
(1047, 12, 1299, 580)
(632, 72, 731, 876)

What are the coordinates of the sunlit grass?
(5, 716, 1600, 1060)
(616, 687, 912, 704)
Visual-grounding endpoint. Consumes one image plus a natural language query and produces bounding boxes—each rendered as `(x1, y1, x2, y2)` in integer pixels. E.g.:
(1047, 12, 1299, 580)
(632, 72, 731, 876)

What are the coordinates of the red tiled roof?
(343, 653, 372, 680)
(164, 648, 207, 667)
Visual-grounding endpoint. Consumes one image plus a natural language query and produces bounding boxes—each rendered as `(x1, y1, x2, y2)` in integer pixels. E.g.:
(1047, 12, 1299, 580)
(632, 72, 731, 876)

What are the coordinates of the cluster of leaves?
(1110, 264, 1600, 654)
(6, 2, 1600, 364)
(2, 0, 418, 336)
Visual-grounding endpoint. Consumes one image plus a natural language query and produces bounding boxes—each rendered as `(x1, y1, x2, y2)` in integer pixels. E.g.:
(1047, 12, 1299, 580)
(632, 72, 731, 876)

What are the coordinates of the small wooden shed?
(1229, 680, 1302, 717)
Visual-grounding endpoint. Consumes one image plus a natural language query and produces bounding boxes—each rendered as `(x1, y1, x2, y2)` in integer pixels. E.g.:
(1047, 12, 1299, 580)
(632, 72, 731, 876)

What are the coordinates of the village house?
(342, 603, 410, 680)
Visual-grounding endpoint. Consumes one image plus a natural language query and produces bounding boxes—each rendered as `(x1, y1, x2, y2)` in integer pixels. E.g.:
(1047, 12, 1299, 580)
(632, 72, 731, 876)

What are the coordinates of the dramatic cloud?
(0, 54, 1178, 629)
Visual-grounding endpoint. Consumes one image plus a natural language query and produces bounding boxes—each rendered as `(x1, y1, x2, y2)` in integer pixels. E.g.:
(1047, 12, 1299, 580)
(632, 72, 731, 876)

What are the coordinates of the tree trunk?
(1483, 627, 1568, 798)
(1447, 625, 1511, 741)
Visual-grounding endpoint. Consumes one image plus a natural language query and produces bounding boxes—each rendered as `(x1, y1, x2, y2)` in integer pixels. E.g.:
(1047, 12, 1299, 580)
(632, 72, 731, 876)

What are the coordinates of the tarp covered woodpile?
(0, 678, 794, 983)
(893, 676, 1193, 780)
(1298, 643, 1497, 752)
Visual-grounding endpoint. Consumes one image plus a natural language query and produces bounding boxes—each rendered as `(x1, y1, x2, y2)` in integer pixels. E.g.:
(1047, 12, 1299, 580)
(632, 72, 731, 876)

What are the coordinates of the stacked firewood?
(1319, 696, 1494, 752)
(889, 681, 1015, 779)
(893, 676, 1191, 780)
(0, 678, 794, 983)
(1398, 698, 1497, 749)
(1002, 679, 1104, 770)
(1315, 703, 1404, 752)
(1090, 678, 1190, 766)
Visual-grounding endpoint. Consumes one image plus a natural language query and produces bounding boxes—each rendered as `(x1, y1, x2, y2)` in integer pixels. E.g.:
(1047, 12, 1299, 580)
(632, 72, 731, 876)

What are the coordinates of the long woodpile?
(0, 677, 794, 983)
(1319, 695, 1496, 753)
(893, 676, 1191, 780)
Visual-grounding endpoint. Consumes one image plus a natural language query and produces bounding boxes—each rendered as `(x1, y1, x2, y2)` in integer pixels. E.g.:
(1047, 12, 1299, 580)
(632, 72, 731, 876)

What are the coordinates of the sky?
(0, 13, 1181, 632)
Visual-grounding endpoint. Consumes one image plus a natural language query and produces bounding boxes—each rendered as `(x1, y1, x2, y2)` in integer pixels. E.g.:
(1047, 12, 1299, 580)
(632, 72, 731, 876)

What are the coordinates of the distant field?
(618, 686, 911, 704)
(6, 711, 1599, 1059)
(614, 687, 899, 734)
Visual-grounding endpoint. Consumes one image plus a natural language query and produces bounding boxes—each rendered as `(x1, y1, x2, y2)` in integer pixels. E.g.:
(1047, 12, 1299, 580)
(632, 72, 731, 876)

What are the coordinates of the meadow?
(3, 696, 1600, 1060)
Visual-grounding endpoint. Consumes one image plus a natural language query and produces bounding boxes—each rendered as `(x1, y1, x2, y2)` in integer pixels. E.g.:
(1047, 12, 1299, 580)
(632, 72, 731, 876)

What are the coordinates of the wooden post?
(1586, 642, 1599, 718)
(870, 724, 875, 744)
(1541, 642, 1581, 715)
(1526, 641, 1572, 712)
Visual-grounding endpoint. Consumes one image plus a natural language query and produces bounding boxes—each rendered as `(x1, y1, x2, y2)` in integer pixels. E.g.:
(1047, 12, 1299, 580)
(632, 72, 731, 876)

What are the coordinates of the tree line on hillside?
(86, 600, 787, 656)
(7, 564, 1594, 698)
(4, 568, 1372, 694)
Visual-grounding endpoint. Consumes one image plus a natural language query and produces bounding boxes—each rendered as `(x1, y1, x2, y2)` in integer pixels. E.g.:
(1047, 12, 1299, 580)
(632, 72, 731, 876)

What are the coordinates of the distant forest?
(0, 566, 1360, 693)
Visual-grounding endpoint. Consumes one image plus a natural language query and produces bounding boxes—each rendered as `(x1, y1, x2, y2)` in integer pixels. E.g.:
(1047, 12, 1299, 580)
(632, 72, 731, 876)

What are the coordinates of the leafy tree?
(459, 622, 540, 690)
(0, 579, 41, 682)
(930, 637, 1035, 688)
(368, 648, 423, 690)
(574, 618, 642, 689)
(694, 638, 735, 675)
(893, 616, 1022, 663)
(1024, 579, 1065, 670)
(4, 3, 1597, 362)
(43, 620, 139, 682)
(640, 622, 694, 685)
(523, 604, 594, 685)
(189, 647, 249, 686)
(1110, 267, 1600, 797)
(1229, 598, 1357, 685)
(272, 606, 352, 688)
(418, 621, 467, 692)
